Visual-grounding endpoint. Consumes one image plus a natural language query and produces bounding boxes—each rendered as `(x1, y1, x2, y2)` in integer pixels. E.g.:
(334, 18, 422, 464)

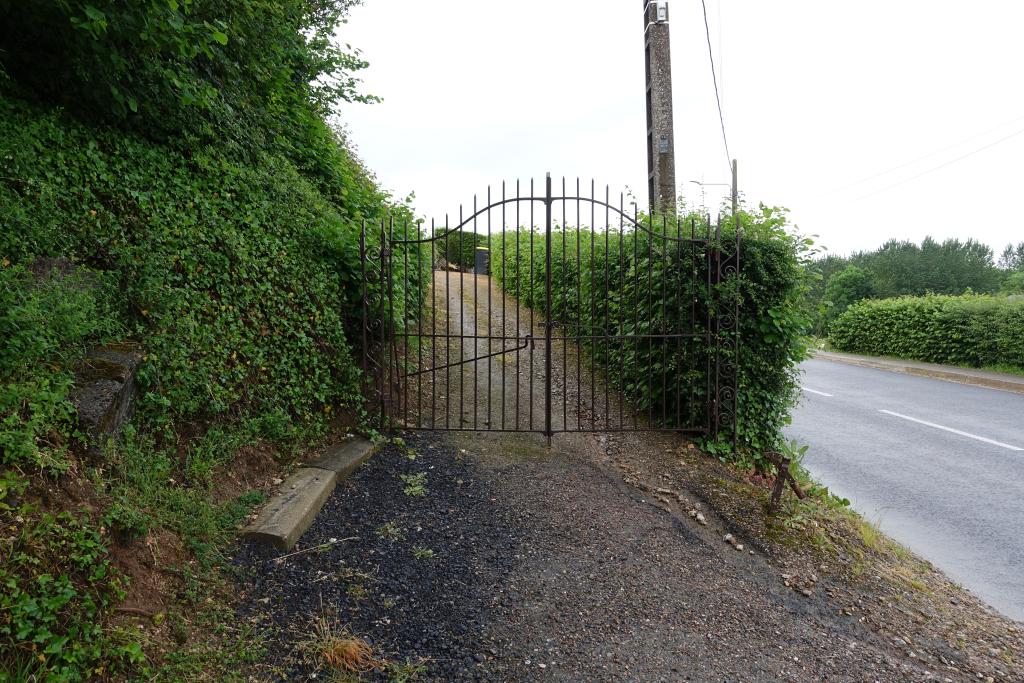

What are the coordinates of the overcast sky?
(335, 1, 1024, 257)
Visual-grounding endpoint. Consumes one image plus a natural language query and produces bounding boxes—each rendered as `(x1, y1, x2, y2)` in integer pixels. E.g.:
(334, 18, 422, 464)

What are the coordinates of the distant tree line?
(810, 238, 1024, 332)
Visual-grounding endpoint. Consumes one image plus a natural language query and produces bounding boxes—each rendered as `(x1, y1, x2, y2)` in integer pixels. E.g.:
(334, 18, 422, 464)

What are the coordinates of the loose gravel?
(232, 429, 990, 682)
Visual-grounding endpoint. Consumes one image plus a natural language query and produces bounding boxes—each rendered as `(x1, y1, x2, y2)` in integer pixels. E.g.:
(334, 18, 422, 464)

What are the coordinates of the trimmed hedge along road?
(829, 294, 1024, 371)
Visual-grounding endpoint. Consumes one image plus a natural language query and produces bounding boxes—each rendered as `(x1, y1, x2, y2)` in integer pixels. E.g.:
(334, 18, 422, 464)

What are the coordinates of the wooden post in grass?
(767, 451, 806, 513)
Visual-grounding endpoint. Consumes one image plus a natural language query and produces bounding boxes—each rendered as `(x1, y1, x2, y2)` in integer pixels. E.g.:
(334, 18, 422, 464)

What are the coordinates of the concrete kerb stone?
(815, 351, 1024, 396)
(242, 437, 377, 551)
(306, 437, 377, 477)
(900, 367, 1024, 394)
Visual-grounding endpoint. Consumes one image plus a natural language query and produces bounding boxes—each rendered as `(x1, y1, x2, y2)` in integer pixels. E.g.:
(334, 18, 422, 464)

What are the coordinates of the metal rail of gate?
(360, 174, 740, 445)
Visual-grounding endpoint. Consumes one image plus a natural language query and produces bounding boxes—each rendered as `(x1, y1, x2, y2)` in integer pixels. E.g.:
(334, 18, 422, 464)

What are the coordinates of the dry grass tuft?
(302, 615, 384, 674)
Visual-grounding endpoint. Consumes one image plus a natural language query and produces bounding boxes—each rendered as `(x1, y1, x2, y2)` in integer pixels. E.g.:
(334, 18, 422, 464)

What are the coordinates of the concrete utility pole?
(644, 0, 676, 215)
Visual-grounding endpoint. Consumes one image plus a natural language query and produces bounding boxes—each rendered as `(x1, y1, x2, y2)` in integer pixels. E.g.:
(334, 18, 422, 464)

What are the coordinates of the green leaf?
(212, 31, 229, 46)
(83, 4, 105, 21)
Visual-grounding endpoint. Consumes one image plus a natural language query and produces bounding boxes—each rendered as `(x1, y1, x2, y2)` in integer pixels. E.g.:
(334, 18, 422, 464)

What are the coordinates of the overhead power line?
(830, 113, 1024, 195)
(853, 125, 1024, 202)
(700, 0, 731, 172)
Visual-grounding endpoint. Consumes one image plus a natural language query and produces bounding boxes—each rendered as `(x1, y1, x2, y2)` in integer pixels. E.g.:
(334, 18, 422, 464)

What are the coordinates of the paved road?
(786, 359, 1024, 622)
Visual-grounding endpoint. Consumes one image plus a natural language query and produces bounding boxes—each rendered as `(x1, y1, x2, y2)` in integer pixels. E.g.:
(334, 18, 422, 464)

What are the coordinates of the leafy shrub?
(102, 427, 267, 568)
(0, 0, 429, 678)
(820, 264, 874, 331)
(1001, 271, 1024, 295)
(0, 263, 119, 470)
(829, 294, 1024, 370)
(490, 206, 815, 458)
(0, 98, 427, 434)
(0, 473, 142, 681)
(0, 0, 374, 159)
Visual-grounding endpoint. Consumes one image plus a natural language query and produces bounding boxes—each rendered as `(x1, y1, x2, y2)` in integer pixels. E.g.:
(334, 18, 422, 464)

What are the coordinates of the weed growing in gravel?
(400, 473, 428, 497)
(404, 447, 418, 461)
(858, 519, 884, 551)
(375, 522, 405, 541)
(386, 658, 429, 682)
(411, 546, 434, 560)
(334, 564, 378, 587)
(346, 583, 369, 600)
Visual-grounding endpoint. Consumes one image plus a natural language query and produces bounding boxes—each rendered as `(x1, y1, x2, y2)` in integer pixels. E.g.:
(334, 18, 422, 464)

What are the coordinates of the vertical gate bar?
(714, 214, 722, 438)
(385, 216, 393, 427)
(734, 222, 741, 448)
(544, 172, 553, 439)
(632, 202, 641, 430)
(486, 187, 492, 430)
(414, 218, 423, 428)
(472, 195, 478, 430)
(647, 202, 655, 428)
(389, 215, 400, 425)
(690, 217, 697, 428)
(675, 213, 683, 429)
(402, 218, 411, 426)
(732, 159, 740, 449)
(704, 214, 712, 436)
(630, 202, 638, 428)
(576, 178, 582, 431)
(379, 220, 388, 431)
(359, 220, 367, 378)
(459, 206, 465, 429)
(402, 218, 410, 425)
(501, 182, 507, 430)
(529, 179, 535, 431)
(515, 181, 521, 431)
(603, 184, 610, 428)
(430, 219, 437, 429)
(590, 180, 597, 430)
(618, 191, 625, 431)
(661, 213, 668, 427)
(561, 176, 567, 432)
(444, 215, 451, 430)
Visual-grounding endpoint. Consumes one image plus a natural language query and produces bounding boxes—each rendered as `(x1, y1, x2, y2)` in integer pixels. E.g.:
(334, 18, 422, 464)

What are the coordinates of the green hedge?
(829, 294, 1024, 370)
(436, 231, 487, 271)
(0, 1, 431, 677)
(490, 207, 815, 457)
(0, 98, 428, 438)
(0, 95, 430, 680)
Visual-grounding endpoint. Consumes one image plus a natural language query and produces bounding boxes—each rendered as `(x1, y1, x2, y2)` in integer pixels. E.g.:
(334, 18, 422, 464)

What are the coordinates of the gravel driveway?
(234, 429, 975, 682)
(232, 272, 1021, 682)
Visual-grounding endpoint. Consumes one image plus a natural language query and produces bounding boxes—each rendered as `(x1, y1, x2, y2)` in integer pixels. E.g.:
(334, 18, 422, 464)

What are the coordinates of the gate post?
(705, 162, 742, 451)
(544, 172, 553, 440)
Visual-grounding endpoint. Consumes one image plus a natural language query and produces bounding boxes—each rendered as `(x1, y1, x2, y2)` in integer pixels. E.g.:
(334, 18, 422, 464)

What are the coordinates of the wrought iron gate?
(360, 174, 739, 444)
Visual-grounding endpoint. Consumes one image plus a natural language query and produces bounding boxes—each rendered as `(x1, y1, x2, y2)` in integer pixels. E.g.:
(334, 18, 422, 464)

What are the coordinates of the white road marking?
(878, 409, 1024, 451)
(802, 387, 833, 397)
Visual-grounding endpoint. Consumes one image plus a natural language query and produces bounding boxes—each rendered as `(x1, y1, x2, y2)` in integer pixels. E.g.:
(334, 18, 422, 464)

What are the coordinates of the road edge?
(813, 351, 1024, 395)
